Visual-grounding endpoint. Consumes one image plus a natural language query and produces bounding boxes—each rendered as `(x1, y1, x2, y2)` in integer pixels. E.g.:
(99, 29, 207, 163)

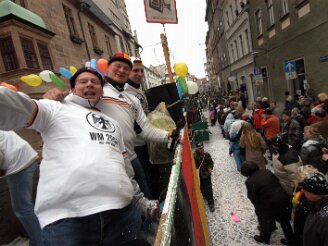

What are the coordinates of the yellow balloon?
(20, 74, 42, 87)
(69, 66, 77, 75)
(173, 63, 188, 77)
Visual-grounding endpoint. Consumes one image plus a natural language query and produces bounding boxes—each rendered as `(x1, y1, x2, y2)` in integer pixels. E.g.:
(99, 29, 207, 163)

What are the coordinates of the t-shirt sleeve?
(29, 100, 60, 132)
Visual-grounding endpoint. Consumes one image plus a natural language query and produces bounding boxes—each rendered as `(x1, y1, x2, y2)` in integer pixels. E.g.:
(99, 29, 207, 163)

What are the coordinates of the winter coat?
(292, 114, 307, 130)
(303, 196, 328, 246)
(272, 146, 302, 195)
(281, 119, 303, 150)
(301, 138, 328, 174)
(194, 151, 214, 179)
(285, 100, 301, 111)
(243, 164, 291, 216)
(239, 133, 267, 169)
(210, 110, 215, 120)
(261, 115, 280, 140)
(312, 119, 328, 140)
(300, 104, 311, 120)
(223, 113, 235, 136)
(253, 109, 264, 130)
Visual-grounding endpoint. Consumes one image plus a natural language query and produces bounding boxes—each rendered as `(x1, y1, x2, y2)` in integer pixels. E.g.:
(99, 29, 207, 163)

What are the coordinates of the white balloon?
(186, 81, 199, 95)
(39, 70, 54, 83)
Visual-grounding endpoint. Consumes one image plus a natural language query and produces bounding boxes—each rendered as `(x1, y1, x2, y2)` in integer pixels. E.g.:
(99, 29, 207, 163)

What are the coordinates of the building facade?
(143, 65, 162, 90)
(0, 0, 140, 98)
(0, 0, 140, 243)
(223, 0, 255, 104)
(205, 0, 255, 103)
(248, 0, 328, 102)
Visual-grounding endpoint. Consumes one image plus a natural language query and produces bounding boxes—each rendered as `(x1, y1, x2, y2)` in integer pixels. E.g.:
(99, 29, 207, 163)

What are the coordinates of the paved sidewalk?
(203, 123, 286, 246)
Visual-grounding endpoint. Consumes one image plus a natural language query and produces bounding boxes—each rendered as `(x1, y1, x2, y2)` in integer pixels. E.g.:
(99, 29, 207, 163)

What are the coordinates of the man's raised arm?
(0, 87, 37, 130)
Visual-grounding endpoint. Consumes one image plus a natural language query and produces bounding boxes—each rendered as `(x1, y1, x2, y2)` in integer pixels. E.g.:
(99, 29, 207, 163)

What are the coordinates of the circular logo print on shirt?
(135, 93, 145, 103)
(86, 112, 116, 133)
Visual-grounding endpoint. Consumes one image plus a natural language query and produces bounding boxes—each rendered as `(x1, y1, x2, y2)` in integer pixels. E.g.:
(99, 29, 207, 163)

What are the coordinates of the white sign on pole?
(144, 0, 178, 24)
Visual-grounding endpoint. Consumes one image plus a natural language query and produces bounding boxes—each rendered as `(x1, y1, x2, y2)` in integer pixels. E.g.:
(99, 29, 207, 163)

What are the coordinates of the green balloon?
(49, 73, 65, 89)
(178, 77, 188, 95)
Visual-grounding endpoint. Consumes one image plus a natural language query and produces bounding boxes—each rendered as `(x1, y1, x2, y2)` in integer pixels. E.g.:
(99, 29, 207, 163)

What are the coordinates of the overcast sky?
(125, 0, 208, 78)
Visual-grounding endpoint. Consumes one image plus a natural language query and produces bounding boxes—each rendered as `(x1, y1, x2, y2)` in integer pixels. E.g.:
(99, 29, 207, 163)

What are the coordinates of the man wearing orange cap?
(102, 53, 171, 201)
(43, 53, 172, 208)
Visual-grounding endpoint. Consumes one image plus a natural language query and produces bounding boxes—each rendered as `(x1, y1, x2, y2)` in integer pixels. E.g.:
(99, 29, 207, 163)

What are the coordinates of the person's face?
(129, 63, 144, 85)
(269, 102, 276, 109)
(196, 147, 204, 154)
(302, 189, 321, 202)
(107, 61, 131, 84)
(303, 129, 312, 139)
(73, 72, 103, 103)
(282, 114, 289, 121)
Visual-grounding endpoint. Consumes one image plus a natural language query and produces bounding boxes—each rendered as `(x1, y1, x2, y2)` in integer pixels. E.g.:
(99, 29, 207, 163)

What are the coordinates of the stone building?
(0, 0, 140, 98)
(144, 65, 162, 90)
(0, 0, 140, 243)
(205, 0, 255, 103)
(248, 0, 328, 102)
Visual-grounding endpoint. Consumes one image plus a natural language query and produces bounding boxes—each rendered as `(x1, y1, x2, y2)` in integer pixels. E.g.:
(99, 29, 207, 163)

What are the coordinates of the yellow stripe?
(103, 98, 130, 108)
(188, 135, 210, 246)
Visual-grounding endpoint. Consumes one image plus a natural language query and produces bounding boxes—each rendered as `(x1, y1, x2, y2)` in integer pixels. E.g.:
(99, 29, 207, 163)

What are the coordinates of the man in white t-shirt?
(125, 58, 160, 199)
(0, 67, 156, 245)
(43, 53, 172, 201)
(0, 130, 41, 246)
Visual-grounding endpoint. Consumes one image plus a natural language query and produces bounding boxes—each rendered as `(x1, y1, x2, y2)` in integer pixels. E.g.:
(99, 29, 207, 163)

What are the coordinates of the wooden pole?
(160, 33, 174, 83)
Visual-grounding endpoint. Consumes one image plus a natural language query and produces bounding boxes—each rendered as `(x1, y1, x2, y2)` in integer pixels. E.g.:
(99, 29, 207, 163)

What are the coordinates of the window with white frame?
(267, 0, 275, 25)
(225, 11, 230, 27)
(255, 10, 263, 35)
(234, 40, 239, 59)
(239, 35, 244, 56)
(245, 29, 250, 53)
(230, 43, 235, 62)
(235, 0, 239, 16)
(281, 0, 289, 15)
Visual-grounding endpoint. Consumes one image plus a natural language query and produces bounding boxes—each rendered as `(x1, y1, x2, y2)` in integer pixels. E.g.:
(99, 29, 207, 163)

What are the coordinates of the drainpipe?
(78, 1, 91, 60)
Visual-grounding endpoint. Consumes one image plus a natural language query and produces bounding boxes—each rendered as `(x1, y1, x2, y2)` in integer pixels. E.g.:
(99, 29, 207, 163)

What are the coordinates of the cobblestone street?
(204, 122, 285, 246)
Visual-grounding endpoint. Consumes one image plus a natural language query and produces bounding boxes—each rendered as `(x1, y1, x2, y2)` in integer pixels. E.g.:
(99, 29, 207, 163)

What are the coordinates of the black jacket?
(303, 196, 328, 246)
(243, 163, 291, 216)
(194, 152, 214, 179)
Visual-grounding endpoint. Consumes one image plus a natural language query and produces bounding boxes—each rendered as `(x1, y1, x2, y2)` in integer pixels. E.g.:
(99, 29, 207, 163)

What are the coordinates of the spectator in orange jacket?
(253, 104, 264, 134)
(261, 108, 280, 160)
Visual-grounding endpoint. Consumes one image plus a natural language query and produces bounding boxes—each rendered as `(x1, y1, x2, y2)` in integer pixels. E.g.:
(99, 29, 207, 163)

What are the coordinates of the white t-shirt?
(0, 131, 38, 177)
(124, 83, 148, 147)
(30, 99, 134, 228)
(102, 83, 168, 160)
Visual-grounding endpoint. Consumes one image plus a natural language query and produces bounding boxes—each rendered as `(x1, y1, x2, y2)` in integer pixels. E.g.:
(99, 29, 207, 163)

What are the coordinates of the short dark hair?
(69, 67, 104, 88)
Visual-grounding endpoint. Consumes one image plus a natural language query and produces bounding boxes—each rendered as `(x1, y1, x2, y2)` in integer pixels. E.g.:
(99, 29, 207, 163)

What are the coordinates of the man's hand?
(42, 88, 69, 101)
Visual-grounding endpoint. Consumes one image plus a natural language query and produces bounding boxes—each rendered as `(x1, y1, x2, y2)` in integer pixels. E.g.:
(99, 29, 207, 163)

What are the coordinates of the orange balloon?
(97, 58, 108, 72)
(0, 82, 18, 91)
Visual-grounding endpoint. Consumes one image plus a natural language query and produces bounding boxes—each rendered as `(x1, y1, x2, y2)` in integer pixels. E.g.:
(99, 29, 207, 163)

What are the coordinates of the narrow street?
(204, 120, 285, 246)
